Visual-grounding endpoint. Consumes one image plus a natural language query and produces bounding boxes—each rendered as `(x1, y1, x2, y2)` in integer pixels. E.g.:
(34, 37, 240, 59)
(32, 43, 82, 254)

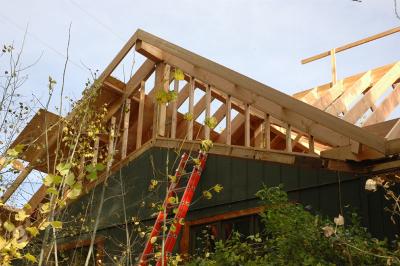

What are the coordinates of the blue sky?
(1, 0, 400, 112)
(1, 0, 400, 207)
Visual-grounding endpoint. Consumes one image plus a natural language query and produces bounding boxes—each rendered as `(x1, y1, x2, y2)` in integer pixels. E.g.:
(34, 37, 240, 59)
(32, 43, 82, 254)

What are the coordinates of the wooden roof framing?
(3, 29, 400, 213)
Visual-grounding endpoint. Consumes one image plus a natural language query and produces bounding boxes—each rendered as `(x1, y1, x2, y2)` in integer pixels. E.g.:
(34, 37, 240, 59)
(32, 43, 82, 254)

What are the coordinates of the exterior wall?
(58, 147, 399, 263)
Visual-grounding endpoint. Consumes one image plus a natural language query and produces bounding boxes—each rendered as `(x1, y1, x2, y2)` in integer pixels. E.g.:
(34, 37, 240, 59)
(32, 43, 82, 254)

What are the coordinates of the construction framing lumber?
(134, 30, 386, 153)
(302, 26, 400, 64)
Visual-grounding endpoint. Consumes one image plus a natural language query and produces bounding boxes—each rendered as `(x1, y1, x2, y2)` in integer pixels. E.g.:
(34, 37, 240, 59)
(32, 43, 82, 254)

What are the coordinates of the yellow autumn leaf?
(200, 139, 213, 152)
(24, 253, 37, 263)
(51, 221, 63, 229)
(213, 184, 223, 193)
(174, 69, 185, 80)
(38, 221, 50, 230)
(40, 202, 51, 214)
(203, 190, 212, 200)
(26, 226, 39, 237)
(15, 210, 29, 221)
(168, 175, 177, 183)
(150, 236, 157, 244)
(3, 220, 15, 232)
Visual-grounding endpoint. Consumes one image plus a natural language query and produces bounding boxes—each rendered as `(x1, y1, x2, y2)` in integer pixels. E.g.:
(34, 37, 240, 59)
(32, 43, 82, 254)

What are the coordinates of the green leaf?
(66, 182, 82, 199)
(86, 171, 97, 182)
(65, 172, 75, 186)
(46, 187, 59, 195)
(24, 253, 37, 263)
(56, 162, 72, 176)
(43, 174, 62, 186)
(95, 163, 105, 171)
(85, 164, 96, 173)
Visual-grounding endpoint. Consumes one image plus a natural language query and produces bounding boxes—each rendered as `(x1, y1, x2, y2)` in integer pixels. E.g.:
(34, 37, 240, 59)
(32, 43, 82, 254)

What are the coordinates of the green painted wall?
(57, 147, 399, 264)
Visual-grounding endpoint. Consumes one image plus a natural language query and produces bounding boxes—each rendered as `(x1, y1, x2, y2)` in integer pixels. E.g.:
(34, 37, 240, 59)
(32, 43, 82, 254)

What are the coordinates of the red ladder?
(138, 150, 208, 266)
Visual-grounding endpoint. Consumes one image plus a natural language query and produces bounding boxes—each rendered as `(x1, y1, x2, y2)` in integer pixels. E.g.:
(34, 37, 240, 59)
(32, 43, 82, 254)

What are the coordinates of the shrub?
(186, 185, 400, 265)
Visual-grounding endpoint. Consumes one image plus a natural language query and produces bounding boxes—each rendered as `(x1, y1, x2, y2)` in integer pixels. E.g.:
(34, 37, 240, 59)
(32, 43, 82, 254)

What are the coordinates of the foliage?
(186, 185, 400, 265)
(365, 174, 400, 224)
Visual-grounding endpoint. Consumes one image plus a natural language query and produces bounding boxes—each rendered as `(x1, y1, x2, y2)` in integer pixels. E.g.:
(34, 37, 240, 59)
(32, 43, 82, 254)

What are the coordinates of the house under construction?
(2, 28, 400, 265)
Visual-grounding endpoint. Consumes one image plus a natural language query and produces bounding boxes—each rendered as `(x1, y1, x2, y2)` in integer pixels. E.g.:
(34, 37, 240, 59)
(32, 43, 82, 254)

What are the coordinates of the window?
(180, 206, 264, 255)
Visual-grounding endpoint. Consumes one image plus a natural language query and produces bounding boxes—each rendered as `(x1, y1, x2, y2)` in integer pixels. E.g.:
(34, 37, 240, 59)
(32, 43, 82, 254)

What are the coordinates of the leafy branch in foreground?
(187, 185, 400, 266)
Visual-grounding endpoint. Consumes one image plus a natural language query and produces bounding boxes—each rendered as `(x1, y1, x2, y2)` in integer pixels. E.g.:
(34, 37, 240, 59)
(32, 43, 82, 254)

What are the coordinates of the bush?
(185, 185, 400, 265)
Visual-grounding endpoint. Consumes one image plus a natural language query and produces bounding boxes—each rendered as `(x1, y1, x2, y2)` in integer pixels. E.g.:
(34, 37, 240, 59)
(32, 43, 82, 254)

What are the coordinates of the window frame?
(180, 206, 264, 254)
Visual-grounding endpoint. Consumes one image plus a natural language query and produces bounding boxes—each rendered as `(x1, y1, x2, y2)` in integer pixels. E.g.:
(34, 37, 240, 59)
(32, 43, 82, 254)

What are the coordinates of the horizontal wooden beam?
(302, 26, 400, 64)
(134, 32, 385, 152)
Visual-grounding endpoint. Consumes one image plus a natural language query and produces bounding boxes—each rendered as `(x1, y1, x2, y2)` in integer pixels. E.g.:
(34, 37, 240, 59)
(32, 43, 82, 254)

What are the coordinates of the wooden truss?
(3, 29, 400, 212)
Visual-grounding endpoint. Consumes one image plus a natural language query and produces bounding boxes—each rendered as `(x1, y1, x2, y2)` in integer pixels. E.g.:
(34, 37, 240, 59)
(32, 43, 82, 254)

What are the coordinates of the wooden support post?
(121, 98, 131, 159)
(286, 123, 292, 152)
(171, 78, 179, 139)
(137, 81, 145, 149)
(264, 114, 271, 150)
(330, 48, 337, 86)
(92, 136, 99, 166)
(226, 95, 232, 145)
(187, 77, 194, 140)
(309, 135, 315, 154)
(157, 64, 170, 137)
(1, 165, 33, 202)
(205, 85, 212, 140)
(245, 104, 250, 147)
(107, 117, 116, 173)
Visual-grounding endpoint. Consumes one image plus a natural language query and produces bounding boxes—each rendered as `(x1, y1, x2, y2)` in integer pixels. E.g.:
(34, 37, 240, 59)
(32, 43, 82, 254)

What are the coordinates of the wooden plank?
(188, 77, 194, 140)
(121, 98, 131, 159)
(264, 114, 271, 149)
(286, 123, 292, 152)
(97, 32, 138, 82)
(218, 113, 243, 144)
(363, 84, 400, 126)
(330, 48, 337, 85)
(107, 117, 116, 173)
(245, 104, 250, 147)
(226, 95, 232, 145)
(136, 82, 145, 149)
(325, 70, 373, 116)
(385, 119, 400, 140)
(205, 85, 211, 139)
(309, 135, 315, 154)
(1, 166, 33, 202)
(171, 79, 179, 139)
(156, 63, 170, 137)
(343, 62, 400, 124)
(134, 32, 386, 153)
(302, 26, 400, 64)
(312, 80, 344, 110)
(105, 59, 155, 121)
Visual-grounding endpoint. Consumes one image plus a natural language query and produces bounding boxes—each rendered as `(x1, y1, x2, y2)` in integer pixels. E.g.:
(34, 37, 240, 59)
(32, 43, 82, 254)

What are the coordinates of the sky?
(1, 0, 400, 114)
(1, 0, 400, 207)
